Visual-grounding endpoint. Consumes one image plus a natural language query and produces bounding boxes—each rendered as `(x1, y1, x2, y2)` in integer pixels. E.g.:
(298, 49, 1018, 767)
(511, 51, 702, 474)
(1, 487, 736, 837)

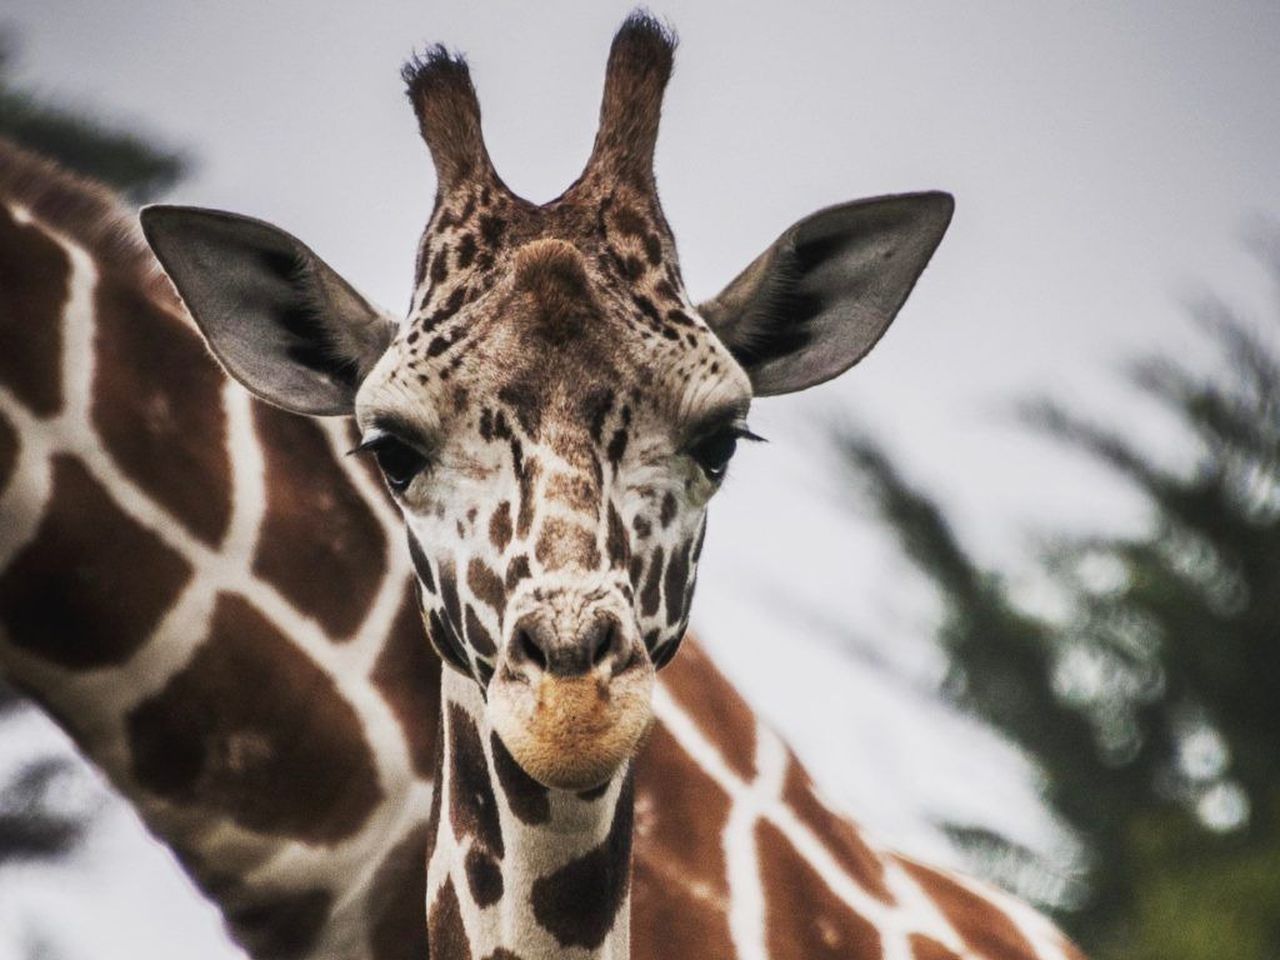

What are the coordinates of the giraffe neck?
(428, 668, 634, 960)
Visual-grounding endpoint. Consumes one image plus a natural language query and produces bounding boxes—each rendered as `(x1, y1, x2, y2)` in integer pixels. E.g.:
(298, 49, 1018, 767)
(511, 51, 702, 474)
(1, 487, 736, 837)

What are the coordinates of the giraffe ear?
(140, 205, 396, 416)
(698, 192, 953, 396)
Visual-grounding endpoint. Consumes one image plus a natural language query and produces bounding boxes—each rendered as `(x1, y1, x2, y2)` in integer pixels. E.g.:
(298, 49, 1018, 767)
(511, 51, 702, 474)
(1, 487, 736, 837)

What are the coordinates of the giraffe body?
(0, 14, 1085, 960)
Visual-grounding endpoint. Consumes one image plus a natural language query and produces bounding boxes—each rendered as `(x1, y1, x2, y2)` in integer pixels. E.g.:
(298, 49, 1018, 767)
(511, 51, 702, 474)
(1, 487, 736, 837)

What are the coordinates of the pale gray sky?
(2, 2, 1278, 955)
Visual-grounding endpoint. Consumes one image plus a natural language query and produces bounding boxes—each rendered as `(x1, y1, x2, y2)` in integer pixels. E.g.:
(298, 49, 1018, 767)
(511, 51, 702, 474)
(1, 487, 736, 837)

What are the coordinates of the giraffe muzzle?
(487, 606, 655, 790)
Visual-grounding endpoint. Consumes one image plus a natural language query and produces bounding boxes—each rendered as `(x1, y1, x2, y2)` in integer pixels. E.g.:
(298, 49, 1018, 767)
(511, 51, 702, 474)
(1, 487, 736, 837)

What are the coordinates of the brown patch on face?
(407, 530, 437, 594)
(532, 772, 634, 948)
(428, 877, 471, 960)
(371, 583, 443, 777)
(0, 454, 192, 668)
(662, 538, 693, 626)
(660, 640, 757, 780)
(490, 731, 550, 825)
(606, 502, 629, 569)
(896, 859, 1038, 960)
(513, 239, 593, 335)
(504, 554, 531, 591)
(489, 500, 513, 552)
(92, 271, 232, 546)
(447, 702, 505, 857)
(464, 604, 497, 658)
(659, 491, 677, 528)
(126, 593, 382, 843)
(467, 557, 506, 616)
(631, 855, 732, 960)
(535, 516, 601, 571)
(365, 824, 431, 960)
(782, 752, 894, 905)
(757, 819, 882, 960)
(909, 934, 962, 960)
(0, 202, 66, 416)
(633, 725, 730, 902)
(639, 546, 664, 617)
(437, 559, 468, 644)
(224, 886, 333, 960)
(516, 454, 542, 539)
(252, 404, 386, 640)
(545, 471, 598, 516)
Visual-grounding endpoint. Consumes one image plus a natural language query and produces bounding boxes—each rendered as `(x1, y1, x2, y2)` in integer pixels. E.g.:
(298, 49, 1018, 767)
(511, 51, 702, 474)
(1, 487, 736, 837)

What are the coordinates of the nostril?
(591, 620, 617, 668)
(518, 628, 547, 671)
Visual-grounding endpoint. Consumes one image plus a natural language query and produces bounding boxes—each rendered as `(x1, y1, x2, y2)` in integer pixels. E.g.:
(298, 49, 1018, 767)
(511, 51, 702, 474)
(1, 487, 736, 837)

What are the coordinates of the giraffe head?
(140, 13, 952, 791)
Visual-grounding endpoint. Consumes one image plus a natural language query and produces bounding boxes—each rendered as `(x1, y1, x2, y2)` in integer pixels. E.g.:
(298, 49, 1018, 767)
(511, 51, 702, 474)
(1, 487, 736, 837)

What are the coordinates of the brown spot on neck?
(428, 877, 472, 960)
(634, 725, 731, 903)
(782, 752, 894, 905)
(661, 640, 757, 780)
(93, 271, 233, 546)
(0, 412, 16, 493)
(448, 702, 505, 858)
(366, 824, 431, 960)
(0, 455, 192, 669)
(531, 772, 635, 949)
(757, 819, 882, 960)
(252, 404, 385, 640)
(0, 201, 66, 416)
(371, 584, 443, 777)
(224, 886, 334, 960)
(897, 859, 1039, 959)
(126, 593, 382, 843)
(490, 731, 550, 825)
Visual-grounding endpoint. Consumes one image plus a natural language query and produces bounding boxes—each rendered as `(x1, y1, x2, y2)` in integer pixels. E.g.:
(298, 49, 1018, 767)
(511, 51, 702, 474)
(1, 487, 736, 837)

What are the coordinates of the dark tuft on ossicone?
(401, 45, 475, 112)
(611, 9, 679, 71)
(401, 45, 495, 189)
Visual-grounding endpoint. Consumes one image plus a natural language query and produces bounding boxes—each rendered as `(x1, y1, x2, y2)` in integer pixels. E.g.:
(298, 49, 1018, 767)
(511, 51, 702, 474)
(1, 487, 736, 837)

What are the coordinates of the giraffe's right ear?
(140, 206, 396, 417)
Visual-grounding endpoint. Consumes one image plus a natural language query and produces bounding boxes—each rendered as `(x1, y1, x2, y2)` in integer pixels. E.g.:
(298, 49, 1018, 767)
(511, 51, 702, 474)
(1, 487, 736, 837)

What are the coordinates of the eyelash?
(350, 432, 433, 493)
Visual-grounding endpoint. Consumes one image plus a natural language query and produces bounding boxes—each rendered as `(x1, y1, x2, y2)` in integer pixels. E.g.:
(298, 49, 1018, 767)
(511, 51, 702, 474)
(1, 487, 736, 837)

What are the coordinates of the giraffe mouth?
(487, 661, 655, 790)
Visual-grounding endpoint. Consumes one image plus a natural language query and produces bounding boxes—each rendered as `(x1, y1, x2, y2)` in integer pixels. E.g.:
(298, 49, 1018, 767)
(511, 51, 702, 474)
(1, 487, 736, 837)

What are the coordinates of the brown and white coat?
(0, 13, 1084, 960)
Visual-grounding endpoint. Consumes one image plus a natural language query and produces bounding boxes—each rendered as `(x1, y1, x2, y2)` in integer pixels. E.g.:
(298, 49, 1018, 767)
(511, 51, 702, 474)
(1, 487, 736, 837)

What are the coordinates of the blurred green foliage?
(0, 32, 188, 203)
(838, 254, 1280, 957)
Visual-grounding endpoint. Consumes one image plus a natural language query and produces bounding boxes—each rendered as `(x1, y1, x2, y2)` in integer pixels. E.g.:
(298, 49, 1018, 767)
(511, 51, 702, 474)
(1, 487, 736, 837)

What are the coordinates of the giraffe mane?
(0, 137, 178, 309)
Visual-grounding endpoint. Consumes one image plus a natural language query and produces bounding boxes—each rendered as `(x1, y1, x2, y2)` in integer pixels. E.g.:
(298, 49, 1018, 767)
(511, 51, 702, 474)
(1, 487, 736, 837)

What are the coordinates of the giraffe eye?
(688, 429, 739, 481)
(687, 424, 764, 482)
(354, 434, 430, 493)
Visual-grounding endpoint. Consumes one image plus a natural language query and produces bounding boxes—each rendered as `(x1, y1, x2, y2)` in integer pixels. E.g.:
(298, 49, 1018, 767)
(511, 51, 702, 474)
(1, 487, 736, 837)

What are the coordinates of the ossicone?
(402, 45, 499, 192)
(577, 10, 678, 189)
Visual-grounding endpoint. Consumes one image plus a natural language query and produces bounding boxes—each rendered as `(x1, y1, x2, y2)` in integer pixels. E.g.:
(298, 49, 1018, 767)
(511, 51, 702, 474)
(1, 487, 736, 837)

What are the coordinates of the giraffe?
(0, 11, 1087, 960)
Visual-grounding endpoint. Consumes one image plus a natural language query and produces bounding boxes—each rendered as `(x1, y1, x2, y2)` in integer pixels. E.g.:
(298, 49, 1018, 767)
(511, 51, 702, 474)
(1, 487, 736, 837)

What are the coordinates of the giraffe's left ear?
(140, 205, 396, 417)
(698, 192, 953, 396)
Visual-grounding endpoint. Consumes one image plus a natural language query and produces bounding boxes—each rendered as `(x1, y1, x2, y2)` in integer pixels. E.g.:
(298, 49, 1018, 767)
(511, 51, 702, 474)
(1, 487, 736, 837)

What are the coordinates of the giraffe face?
(143, 15, 954, 791)
(353, 206, 751, 788)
